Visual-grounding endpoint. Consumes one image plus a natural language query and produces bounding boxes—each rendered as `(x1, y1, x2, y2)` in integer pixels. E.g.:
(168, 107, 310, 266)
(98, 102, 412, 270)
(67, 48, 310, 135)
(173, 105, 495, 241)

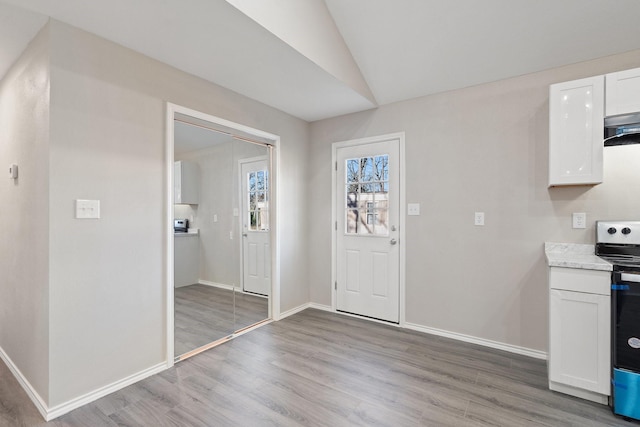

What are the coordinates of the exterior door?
(241, 157, 271, 296)
(336, 137, 400, 322)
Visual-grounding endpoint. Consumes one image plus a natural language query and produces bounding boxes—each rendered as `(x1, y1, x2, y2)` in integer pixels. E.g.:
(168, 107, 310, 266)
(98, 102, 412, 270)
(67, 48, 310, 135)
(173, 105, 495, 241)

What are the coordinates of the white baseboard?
(198, 280, 239, 291)
(308, 303, 333, 312)
(0, 345, 48, 420)
(404, 322, 547, 360)
(0, 343, 167, 422)
(279, 303, 311, 320)
(46, 362, 166, 420)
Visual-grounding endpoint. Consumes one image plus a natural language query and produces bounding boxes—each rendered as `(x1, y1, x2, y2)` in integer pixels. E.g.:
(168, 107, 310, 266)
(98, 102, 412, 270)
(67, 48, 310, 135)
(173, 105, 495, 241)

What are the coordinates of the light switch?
(8, 164, 18, 179)
(76, 199, 101, 219)
(407, 203, 420, 216)
(474, 212, 485, 226)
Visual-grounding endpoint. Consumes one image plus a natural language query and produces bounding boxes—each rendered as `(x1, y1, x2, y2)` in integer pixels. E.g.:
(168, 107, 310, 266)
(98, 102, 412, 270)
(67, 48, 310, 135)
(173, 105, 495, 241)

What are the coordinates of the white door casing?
(166, 103, 281, 368)
(333, 134, 403, 323)
(241, 157, 271, 296)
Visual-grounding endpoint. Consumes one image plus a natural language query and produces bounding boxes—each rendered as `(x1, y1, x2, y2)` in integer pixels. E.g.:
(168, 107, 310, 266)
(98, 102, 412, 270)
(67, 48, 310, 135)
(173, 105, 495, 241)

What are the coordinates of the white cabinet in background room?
(606, 67, 640, 116)
(548, 76, 604, 187)
(174, 233, 199, 288)
(548, 266, 610, 404)
(174, 160, 199, 204)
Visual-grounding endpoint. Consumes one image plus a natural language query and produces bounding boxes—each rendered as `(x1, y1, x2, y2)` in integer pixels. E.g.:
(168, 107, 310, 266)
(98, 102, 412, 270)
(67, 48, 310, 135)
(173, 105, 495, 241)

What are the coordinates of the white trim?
(549, 381, 608, 405)
(166, 103, 282, 363)
(46, 363, 166, 421)
(404, 322, 548, 360)
(0, 344, 167, 421)
(278, 302, 333, 319)
(198, 280, 239, 291)
(308, 303, 333, 312)
(0, 345, 48, 420)
(165, 104, 175, 369)
(279, 303, 311, 320)
(331, 132, 406, 324)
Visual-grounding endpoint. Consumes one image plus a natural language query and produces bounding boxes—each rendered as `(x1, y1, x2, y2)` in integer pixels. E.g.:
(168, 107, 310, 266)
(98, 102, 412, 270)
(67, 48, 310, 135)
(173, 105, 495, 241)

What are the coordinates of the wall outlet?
(474, 212, 485, 226)
(573, 212, 586, 229)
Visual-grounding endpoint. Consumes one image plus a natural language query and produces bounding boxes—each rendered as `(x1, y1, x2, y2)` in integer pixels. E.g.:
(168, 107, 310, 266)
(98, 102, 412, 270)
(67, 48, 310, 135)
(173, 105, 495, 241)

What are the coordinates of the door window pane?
(247, 169, 269, 231)
(345, 154, 389, 236)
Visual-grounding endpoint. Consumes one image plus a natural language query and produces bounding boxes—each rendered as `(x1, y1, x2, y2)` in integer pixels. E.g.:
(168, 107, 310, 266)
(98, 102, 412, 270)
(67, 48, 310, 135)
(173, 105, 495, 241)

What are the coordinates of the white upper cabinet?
(606, 67, 640, 116)
(549, 76, 604, 187)
(174, 160, 200, 204)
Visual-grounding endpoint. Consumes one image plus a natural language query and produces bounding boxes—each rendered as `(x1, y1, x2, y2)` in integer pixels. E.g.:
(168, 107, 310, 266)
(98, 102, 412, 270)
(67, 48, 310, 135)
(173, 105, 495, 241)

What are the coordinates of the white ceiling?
(2, 1, 640, 122)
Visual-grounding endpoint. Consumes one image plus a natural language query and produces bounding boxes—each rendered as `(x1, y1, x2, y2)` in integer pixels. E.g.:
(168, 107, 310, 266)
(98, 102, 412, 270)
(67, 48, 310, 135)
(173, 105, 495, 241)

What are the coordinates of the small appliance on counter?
(174, 218, 189, 233)
(595, 221, 640, 421)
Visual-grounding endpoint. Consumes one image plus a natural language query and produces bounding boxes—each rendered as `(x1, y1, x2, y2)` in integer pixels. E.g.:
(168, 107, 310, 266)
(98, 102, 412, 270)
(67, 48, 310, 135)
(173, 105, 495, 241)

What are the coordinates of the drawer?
(549, 267, 610, 295)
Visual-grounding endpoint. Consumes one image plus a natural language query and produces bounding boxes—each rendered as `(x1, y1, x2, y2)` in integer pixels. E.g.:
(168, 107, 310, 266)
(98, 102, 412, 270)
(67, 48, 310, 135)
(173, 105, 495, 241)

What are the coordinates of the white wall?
(42, 19, 309, 407)
(0, 25, 50, 403)
(309, 49, 640, 353)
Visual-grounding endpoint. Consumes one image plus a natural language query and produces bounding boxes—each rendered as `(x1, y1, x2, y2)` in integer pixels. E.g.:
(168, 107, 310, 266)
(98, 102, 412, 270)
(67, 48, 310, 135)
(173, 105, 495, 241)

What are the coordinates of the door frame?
(238, 155, 270, 295)
(165, 103, 281, 368)
(331, 132, 406, 326)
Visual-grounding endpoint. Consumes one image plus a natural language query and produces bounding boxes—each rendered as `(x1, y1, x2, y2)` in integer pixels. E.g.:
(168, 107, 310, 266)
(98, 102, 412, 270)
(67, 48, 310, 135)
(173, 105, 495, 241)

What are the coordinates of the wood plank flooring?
(1, 308, 634, 426)
(174, 284, 268, 357)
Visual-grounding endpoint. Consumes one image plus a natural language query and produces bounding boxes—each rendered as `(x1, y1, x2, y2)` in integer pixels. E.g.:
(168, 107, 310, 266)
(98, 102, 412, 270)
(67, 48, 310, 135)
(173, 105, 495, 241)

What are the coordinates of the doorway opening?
(166, 103, 280, 366)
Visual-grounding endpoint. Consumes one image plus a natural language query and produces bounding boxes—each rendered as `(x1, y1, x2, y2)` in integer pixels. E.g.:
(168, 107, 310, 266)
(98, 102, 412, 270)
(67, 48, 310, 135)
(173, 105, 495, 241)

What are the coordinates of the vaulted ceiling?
(2, 0, 640, 122)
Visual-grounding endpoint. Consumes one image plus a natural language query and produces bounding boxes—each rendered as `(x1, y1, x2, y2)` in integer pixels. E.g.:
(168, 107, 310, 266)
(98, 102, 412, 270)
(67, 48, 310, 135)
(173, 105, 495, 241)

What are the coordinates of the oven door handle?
(620, 272, 640, 283)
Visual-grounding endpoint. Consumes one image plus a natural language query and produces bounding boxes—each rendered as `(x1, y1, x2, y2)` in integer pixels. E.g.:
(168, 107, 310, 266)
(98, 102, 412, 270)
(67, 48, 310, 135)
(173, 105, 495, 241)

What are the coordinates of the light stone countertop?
(545, 242, 612, 271)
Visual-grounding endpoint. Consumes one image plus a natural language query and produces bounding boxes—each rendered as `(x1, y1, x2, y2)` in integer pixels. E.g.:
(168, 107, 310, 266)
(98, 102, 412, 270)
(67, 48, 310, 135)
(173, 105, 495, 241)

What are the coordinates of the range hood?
(605, 112, 640, 146)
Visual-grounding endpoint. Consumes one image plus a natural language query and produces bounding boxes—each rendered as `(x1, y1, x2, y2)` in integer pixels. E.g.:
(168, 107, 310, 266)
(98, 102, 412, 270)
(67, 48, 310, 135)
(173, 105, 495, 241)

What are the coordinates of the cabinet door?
(549, 289, 610, 395)
(606, 67, 640, 116)
(549, 76, 604, 187)
(174, 161, 200, 204)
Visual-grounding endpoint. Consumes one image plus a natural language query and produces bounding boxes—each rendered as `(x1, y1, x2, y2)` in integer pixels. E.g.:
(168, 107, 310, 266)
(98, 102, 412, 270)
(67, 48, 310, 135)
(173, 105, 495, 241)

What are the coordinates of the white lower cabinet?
(174, 234, 199, 288)
(548, 267, 610, 404)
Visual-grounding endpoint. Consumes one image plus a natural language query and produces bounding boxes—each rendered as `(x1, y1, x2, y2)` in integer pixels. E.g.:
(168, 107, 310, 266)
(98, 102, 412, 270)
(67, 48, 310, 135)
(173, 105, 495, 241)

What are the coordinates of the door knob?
(390, 238, 397, 245)
(242, 233, 248, 237)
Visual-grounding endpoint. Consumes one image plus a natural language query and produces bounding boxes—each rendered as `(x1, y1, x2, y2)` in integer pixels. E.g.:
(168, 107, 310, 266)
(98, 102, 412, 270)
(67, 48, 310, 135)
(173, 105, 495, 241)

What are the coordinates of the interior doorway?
(166, 103, 280, 366)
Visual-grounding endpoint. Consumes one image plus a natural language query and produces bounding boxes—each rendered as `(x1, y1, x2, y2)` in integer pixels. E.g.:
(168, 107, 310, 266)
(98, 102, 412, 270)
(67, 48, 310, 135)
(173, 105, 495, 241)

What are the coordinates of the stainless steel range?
(595, 221, 640, 420)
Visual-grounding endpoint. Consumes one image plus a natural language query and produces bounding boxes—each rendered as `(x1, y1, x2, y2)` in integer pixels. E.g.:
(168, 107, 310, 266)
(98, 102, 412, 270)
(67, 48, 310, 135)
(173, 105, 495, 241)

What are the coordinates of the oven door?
(612, 269, 640, 372)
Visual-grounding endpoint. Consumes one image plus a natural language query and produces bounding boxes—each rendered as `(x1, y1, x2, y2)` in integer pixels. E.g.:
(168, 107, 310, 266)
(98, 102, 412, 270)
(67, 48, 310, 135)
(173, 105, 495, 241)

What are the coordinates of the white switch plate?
(572, 212, 586, 229)
(233, 208, 239, 217)
(8, 164, 18, 179)
(213, 214, 218, 223)
(474, 212, 485, 226)
(407, 203, 420, 216)
(76, 199, 100, 219)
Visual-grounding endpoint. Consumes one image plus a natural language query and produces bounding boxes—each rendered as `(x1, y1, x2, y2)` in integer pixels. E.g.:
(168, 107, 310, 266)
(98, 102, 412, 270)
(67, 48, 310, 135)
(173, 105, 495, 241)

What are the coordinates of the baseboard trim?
(404, 322, 547, 360)
(46, 362, 167, 421)
(198, 280, 239, 291)
(0, 345, 48, 420)
(279, 303, 311, 320)
(308, 303, 333, 312)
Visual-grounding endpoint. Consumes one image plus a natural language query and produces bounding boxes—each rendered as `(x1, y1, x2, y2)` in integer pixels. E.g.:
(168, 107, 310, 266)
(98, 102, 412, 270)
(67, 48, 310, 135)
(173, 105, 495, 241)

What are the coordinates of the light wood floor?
(174, 284, 268, 357)
(0, 309, 632, 426)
